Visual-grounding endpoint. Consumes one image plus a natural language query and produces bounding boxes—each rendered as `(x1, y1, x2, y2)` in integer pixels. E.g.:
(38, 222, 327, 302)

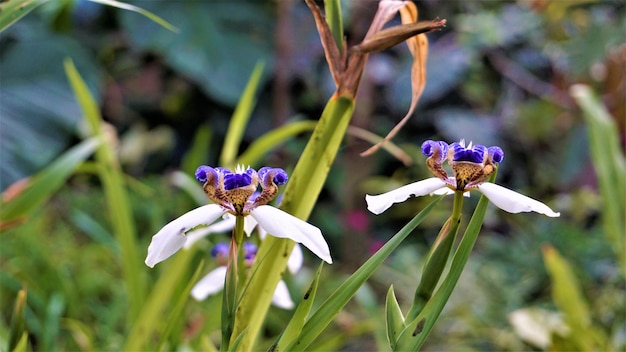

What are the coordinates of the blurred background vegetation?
(1, 0, 624, 350)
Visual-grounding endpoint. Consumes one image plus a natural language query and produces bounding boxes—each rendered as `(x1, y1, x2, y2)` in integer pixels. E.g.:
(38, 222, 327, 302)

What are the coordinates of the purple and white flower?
(366, 139, 560, 217)
(145, 165, 332, 268)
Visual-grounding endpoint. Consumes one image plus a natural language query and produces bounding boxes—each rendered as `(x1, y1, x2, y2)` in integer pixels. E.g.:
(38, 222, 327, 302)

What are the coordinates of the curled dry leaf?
(361, 4, 445, 157)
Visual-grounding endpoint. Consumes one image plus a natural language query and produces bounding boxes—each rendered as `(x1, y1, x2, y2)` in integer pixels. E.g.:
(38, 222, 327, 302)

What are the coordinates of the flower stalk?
(407, 190, 464, 322)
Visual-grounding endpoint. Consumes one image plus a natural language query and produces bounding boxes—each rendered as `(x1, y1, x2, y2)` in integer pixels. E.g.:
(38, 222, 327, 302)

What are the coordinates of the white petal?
(244, 216, 258, 237)
(145, 204, 226, 267)
(183, 215, 236, 249)
(250, 205, 332, 264)
(190, 266, 228, 301)
(431, 186, 470, 197)
(477, 183, 560, 217)
(287, 244, 304, 274)
(365, 178, 447, 215)
(271, 280, 295, 309)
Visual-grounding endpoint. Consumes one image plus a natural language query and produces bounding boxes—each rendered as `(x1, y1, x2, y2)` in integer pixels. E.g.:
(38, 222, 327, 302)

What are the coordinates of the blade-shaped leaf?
(231, 95, 355, 351)
(87, 0, 178, 32)
(182, 124, 213, 177)
(570, 84, 625, 276)
(8, 288, 27, 352)
(543, 245, 607, 351)
(65, 58, 144, 324)
(123, 248, 198, 351)
(237, 120, 317, 167)
(275, 262, 324, 350)
(1, 138, 99, 224)
(0, 0, 49, 32)
(156, 260, 205, 351)
(283, 197, 442, 351)
(323, 0, 344, 54)
(405, 214, 458, 322)
(385, 285, 405, 350)
(395, 175, 494, 350)
(220, 62, 265, 167)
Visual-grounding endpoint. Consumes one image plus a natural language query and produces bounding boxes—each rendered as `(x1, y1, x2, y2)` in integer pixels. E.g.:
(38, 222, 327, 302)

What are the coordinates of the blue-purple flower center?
(223, 172, 253, 190)
(451, 143, 486, 163)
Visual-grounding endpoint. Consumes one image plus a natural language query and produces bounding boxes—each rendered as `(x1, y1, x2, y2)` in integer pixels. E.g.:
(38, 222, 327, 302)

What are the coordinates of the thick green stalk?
(282, 197, 443, 351)
(221, 217, 245, 351)
(396, 174, 496, 350)
(405, 191, 464, 322)
(230, 94, 355, 351)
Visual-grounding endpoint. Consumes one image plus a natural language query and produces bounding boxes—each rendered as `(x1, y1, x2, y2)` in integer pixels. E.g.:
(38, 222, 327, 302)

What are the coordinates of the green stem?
(405, 191, 464, 322)
(396, 174, 496, 351)
(221, 217, 245, 351)
(230, 95, 355, 351)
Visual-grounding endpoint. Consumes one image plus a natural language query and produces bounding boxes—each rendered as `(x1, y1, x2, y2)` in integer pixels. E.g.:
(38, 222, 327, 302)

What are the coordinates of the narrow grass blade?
(123, 249, 197, 351)
(87, 0, 178, 32)
(64, 58, 144, 324)
(182, 124, 213, 176)
(219, 62, 265, 167)
(1, 138, 99, 224)
(237, 120, 317, 167)
(8, 288, 27, 352)
(231, 94, 355, 351)
(570, 84, 625, 276)
(156, 260, 205, 351)
(385, 285, 405, 350)
(283, 197, 442, 351)
(276, 262, 325, 350)
(0, 0, 48, 32)
(543, 245, 608, 351)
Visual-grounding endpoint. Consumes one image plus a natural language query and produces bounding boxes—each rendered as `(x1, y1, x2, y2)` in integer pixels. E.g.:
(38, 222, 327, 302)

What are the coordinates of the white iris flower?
(366, 140, 560, 217)
(145, 165, 332, 268)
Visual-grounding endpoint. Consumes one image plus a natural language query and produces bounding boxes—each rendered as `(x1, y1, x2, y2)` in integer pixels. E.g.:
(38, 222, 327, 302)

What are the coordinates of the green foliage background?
(1, 0, 624, 351)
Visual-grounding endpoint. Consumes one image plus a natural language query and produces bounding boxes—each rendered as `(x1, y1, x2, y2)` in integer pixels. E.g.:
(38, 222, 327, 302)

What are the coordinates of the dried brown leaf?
(361, 4, 444, 157)
(305, 0, 345, 87)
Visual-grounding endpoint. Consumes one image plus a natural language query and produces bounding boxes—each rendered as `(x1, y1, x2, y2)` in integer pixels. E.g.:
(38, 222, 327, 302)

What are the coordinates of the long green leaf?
(219, 62, 265, 167)
(283, 197, 442, 351)
(276, 262, 325, 350)
(385, 286, 405, 351)
(395, 178, 493, 350)
(543, 245, 607, 351)
(64, 58, 144, 324)
(1, 138, 99, 223)
(156, 260, 205, 351)
(0, 0, 49, 33)
(182, 124, 213, 176)
(570, 84, 625, 276)
(231, 94, 355, 351)
(323, 0, 344, 53)
(123, 249, 197, 351)
(237, 120, 317, 167)
(406, 192, 464, 322)
(87, 0, 179, 32)
(7, 288, 27, 352)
